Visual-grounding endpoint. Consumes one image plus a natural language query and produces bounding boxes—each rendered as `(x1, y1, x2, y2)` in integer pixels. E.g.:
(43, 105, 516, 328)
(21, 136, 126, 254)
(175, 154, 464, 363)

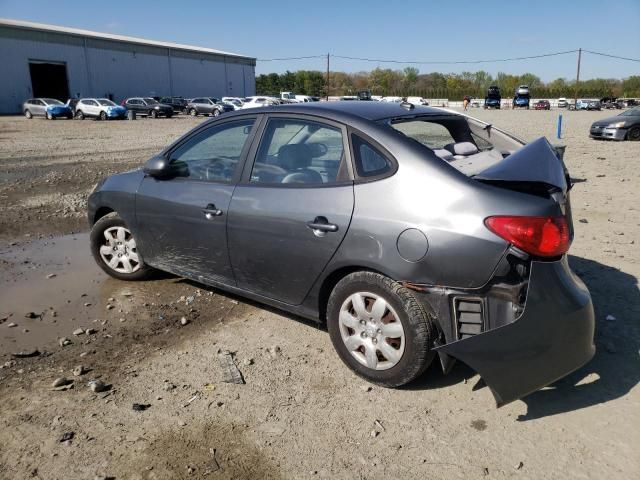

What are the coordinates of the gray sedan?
(590, 107, 640, 141)
(87, 102, 595, 406)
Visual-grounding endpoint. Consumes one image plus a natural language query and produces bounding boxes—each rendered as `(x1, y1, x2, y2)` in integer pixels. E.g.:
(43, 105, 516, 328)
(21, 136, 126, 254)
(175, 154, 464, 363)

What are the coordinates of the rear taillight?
(485, 216, 570, 257)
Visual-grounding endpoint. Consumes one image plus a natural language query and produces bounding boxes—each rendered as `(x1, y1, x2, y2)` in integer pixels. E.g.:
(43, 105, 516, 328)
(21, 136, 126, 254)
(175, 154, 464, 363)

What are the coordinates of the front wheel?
(90, 213, 152, 281)
(189, 108, 198, 116)
(327, 271, 436, 387)
(99, 111, 107, 121)
(627, 126, 640, 141)
(150, 110, 158, 118)
(212, 109, 221, 117)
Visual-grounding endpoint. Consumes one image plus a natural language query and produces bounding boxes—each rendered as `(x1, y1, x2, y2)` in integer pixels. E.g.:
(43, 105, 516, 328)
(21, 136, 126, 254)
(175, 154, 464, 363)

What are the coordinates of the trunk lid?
(474, 137, 568, 193)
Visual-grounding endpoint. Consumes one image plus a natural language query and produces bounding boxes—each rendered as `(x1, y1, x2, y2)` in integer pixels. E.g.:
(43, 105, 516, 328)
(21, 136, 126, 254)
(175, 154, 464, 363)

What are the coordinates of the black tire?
(326, 271, 436, 387)
(627, 126, 640, 141)
(24, 110, 33, 119)
(76, 110, 85, 120)
(99, 111, 107, 121)
(213, 109, 221, 117)
(66, 114, 73, 120)
(190, 108, 198, 116)
(150, 110, 158, 118)
(90, 212, 152, 281)
(166, 112, 173, 119)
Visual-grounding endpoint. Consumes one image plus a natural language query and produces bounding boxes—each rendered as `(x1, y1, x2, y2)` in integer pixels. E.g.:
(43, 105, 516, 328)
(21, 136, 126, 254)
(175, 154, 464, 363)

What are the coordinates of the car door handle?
(306, 216, 338, 233)
(202, 204, 223, 219)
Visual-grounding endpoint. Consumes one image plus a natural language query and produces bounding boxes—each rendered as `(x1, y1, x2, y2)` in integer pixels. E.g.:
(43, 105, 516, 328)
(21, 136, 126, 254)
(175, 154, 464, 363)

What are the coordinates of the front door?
(135, 117, 257, 285)
(227, 115, 354, 305)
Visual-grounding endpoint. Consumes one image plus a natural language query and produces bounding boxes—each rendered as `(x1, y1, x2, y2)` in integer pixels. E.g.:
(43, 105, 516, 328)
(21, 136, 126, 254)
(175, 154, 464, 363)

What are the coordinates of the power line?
(258, 54, 325, 61)
(331, 49, 579, 65)
(583, 50, 640, 63)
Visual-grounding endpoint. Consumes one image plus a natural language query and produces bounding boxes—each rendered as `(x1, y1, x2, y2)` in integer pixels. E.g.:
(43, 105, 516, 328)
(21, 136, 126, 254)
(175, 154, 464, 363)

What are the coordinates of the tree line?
(256, 68, 640, 100)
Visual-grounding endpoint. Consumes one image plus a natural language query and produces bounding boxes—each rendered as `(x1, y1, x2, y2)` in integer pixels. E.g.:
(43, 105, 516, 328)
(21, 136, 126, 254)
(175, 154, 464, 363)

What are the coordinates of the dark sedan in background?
(87, 101, 595, 406)
(122, 97, 173, 118)
(186, 97, 234, 117)
(160, 96, 188, 113)
(590, 107, 640, 141)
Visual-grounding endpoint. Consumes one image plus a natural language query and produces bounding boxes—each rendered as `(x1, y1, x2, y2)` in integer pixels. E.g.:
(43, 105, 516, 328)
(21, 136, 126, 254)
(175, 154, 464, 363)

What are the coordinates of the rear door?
(227, 115, 354, 305)
(135, 116, 258, 285)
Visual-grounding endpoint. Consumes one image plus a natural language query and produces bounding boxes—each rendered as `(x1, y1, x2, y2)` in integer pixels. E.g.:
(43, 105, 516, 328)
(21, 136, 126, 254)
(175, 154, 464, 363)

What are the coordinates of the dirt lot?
(0, 110, 638, 479)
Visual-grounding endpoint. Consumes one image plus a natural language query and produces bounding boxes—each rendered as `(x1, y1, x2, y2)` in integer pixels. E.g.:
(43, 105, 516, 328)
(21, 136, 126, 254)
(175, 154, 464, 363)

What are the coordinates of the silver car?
(87, 102, 595, 406)
(22, 98, 73, 119)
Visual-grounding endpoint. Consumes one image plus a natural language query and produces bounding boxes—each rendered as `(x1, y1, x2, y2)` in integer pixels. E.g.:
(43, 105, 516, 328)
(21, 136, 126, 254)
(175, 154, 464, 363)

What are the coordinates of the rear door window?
(251, 118, 348, 185)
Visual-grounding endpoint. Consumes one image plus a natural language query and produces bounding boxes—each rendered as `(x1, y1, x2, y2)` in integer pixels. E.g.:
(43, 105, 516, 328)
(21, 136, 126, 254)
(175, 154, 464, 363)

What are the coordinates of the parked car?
(534, 100, 551, 110)
(222, 99, 244, 110)
(160, 96, 188, 113)
(23, 98, 73, 119)
(406, 96, 429, 106)
(381, 96, 403, 103)
(122, 97, 173, 118)
(513, 95, 530, 109)
(516, 85, 530, 96)
(74, 98, 127, 120)
(187, 97, 234, 117)
(241, 96, 279, 109)
(357, 90, 372, 101)
(574, 99, 599, 111)
(589, 107, 640, 141)
(87, 101, 595, 406)
(484, 86, 501, 109)
(557, 98, 568, 108)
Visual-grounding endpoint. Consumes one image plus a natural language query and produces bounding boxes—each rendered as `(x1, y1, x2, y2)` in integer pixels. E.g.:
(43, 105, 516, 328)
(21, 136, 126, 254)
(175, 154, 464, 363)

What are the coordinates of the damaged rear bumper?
(434, 257, 595, 406)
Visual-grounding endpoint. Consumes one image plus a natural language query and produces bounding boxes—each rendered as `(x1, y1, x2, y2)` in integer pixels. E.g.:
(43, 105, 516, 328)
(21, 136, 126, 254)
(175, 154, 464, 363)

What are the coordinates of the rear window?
(391, 120, 455, 149)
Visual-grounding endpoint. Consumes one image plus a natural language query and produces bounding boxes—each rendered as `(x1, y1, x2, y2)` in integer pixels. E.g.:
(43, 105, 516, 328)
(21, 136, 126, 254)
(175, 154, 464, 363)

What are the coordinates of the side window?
(168, 119, 255, 183)
(34, 99, 44, 106)
(351, 135, 393, 178)
(251, 118, 346, 185)
(392, 121, 455, 149)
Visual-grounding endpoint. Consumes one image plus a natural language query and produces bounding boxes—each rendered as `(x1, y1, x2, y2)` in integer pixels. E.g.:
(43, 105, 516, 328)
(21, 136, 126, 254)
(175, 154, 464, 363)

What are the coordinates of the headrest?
(444, 142, 478, 156)
(277, 144, 312, 170)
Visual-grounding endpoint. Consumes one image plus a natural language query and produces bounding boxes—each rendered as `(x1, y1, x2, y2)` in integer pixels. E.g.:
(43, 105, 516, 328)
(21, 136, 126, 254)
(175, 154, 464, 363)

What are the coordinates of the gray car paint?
(88, 102, 594, 405)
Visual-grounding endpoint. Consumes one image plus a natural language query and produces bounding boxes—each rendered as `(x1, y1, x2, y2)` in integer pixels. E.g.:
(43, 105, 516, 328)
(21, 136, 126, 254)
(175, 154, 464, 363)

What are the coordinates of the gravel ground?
(0, 110, 638, 479)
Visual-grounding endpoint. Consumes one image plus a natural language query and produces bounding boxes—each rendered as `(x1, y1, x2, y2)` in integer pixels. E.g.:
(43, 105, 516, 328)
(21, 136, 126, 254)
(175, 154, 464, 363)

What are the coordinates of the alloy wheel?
(338, 292, 405, 370)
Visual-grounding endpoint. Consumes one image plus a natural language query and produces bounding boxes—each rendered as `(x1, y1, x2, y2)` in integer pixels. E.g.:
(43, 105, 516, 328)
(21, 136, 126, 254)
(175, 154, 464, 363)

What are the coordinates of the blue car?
(22, 98, 73, 119)
(513, 95, 530, 109)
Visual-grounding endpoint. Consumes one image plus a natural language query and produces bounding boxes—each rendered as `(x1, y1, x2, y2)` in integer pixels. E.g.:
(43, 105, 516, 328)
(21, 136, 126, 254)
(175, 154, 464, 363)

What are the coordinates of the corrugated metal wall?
(0, 25, 255, 113)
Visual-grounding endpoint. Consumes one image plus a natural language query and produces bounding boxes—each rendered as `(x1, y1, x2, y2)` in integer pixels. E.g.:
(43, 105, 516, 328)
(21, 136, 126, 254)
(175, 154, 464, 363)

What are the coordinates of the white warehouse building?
(0, 18, 256, 114)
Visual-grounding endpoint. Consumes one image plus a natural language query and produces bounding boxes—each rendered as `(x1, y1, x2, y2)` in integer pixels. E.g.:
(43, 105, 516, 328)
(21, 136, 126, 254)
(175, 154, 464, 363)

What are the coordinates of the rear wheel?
(627, 126, 640, 141)
(24, 110, 33, 119)
(76, 110, 85, 120)
(327, 271, 436, 387)
(90, 213, 152, 281)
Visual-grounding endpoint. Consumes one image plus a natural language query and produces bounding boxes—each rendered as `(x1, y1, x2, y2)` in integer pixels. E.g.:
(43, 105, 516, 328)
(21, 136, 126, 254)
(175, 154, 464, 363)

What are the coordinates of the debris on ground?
(59, 431, 74, 443)
(218, 351, 245, 384)
(515, 461, 524, 470)
(51, 378, 74, 391)
(72, 365, 88, 376)
(24, 312, 40, 319)
(132, 403, 151, 411)
(72, 328, 85, 336)
(606, 314, 616, 322)
(59, 337, 72, 347)
(180, 316, 189, 326)
(11, 349, 40, 358)
(88, 380, 109, 393)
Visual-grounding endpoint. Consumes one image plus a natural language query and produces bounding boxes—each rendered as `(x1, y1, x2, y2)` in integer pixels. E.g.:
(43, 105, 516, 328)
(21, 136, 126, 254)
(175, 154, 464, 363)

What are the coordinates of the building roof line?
(0, 17, 256, 63)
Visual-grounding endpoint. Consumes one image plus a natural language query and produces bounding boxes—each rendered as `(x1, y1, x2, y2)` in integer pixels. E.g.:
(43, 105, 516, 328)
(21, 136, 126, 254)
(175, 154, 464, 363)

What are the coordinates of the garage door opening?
(29, 61, 70, 100)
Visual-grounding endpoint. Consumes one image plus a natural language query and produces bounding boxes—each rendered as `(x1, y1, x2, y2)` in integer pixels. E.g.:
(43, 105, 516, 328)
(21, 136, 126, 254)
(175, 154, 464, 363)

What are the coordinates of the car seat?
(277, 144, 324, 184)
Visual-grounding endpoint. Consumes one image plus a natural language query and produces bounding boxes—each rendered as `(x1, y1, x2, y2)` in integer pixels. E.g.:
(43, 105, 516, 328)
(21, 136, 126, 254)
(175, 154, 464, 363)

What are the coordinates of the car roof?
(249, 101, 447, 122)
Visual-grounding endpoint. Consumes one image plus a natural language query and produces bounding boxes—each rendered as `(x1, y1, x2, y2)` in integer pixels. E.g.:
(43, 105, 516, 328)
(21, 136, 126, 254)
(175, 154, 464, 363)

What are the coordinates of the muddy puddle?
(0, 234, 173, 355)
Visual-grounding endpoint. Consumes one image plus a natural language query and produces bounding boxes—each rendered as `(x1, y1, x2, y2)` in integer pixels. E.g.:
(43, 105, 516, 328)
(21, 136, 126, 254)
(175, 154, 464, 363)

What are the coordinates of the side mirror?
(143, 155, 173, 178)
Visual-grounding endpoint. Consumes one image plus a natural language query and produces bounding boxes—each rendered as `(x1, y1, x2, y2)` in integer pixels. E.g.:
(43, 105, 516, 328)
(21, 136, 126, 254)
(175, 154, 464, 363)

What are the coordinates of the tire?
(190, 108, 198, 116)
(213, 109, 220, 117)
(166, 113, 173, 119)
(326, 271, 436, 387)
(627, 126, 640, 141)
(46, 112, 53, 120)
(150, 110, 158, 118)
(24, 110, 33, 119)
(76, 110, 85, 120)
(90, 212, 152, 281)
(66, 114, 73, 120)
(99, 111, 107, 121)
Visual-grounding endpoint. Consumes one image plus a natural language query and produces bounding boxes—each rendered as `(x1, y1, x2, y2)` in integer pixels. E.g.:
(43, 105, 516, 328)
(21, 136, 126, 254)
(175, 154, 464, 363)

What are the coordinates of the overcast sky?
(1, 0, 639, 80)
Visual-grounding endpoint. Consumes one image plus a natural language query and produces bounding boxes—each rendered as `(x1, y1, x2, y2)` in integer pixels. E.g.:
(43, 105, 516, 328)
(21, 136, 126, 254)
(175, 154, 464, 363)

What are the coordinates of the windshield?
(144, 98, 158, 104)
(43, 98, 63, 105)
(620, 108, 640, 116)
(98, 99, 116, 106)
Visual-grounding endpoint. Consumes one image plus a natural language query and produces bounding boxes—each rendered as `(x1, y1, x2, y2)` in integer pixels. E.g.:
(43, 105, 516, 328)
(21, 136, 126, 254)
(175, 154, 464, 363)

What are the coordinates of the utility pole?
(574, 48, 582, 107)
(326, 53, 330, 101)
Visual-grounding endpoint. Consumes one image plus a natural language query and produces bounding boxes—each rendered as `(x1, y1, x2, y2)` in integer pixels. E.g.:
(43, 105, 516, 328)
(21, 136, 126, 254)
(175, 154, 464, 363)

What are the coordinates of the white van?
(406, 96, 429, 106)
